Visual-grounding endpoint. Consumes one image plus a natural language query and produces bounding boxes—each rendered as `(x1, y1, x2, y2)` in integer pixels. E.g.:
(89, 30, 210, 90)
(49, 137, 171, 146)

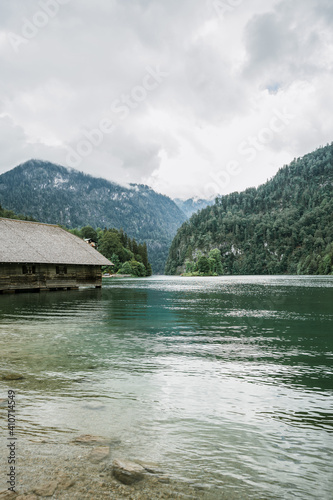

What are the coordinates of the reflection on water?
(0, 276, 332, 499)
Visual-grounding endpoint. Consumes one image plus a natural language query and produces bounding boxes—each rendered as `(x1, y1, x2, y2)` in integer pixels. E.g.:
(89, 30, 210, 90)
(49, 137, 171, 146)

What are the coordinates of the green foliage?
(110, 253, 121, 272)
(0, 203, 36, 222)
(183, 248, 223, 276)
(185, 260, 195, 273)
(128, 259, 146, 277)
(98, 231, 123, 260)
(118, 259, 146, 277)
(208, 249, 223, 275)
(118, 261, 132, 275)
(81, 225, 98, 241)
(197, 256, 210, 274)
(69, 228, 81, 237)
(165, 143, 333, 276)
(75, 226, 153, 277)
(146, 263, 153, 277)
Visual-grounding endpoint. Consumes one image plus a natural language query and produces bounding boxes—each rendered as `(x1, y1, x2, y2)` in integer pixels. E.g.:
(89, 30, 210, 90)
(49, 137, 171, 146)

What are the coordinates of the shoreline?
(0, 434, 222, 500)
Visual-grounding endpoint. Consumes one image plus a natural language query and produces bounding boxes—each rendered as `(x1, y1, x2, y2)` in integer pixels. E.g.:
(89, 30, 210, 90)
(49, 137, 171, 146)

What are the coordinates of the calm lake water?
(0, 276, 332, 499)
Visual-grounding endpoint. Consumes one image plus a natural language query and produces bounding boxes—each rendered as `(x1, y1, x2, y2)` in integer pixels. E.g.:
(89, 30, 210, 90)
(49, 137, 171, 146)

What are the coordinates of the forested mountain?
(165, 143, 333, 276)
(174, 198, 214, 218)
(0, 204, 36, 222)
(0, 160, 187, 273)
(72, 226, 152, 277)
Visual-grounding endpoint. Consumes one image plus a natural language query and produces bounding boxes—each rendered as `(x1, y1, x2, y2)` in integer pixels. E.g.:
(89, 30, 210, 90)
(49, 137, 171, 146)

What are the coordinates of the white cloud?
(0, 0, 332, 199)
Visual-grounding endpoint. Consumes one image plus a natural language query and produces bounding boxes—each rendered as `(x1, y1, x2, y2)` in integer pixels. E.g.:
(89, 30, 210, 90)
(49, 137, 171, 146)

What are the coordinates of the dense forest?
(70, 225, 152, 277)
(0, 204, 36, 222)
(165, 143, 333, 276)
(0, 160, 187, 273)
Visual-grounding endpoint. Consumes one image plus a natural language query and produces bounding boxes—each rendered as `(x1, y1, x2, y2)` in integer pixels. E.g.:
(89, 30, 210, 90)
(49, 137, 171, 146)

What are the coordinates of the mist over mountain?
(0, 160, 187, 274)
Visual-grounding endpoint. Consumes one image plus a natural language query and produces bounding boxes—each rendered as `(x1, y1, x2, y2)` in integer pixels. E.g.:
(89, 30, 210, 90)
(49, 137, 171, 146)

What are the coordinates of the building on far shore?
(0, 218, 112, 293)
(84, 238, 96, 248)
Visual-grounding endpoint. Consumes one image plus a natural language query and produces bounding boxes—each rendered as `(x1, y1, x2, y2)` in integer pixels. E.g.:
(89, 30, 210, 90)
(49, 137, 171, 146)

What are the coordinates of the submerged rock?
(89, 446, 110, 463)
(112, 459, 145, 485)
(136, 460, 164, 475)
(2, 373, 24, 381)
(33, 480, 58, 497)
(16, 495, 38, 500)
(28, 438, 50, 444)
(56, 475, 76, 491)
(72, 434, 109, 445)
(0, 490, 17, 499)
(85, 401, 105, 410)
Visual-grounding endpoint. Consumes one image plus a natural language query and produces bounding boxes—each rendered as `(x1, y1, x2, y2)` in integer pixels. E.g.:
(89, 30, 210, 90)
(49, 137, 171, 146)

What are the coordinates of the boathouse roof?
(0, 218, 112, 266)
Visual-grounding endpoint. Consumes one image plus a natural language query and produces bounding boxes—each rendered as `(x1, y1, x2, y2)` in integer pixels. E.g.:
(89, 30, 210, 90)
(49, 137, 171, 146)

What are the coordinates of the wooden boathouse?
(0, 218, 112, 293)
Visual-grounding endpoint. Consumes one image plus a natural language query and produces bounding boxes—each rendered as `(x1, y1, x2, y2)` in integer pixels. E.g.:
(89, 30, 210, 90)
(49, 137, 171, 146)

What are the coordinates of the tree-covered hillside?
(165, 143, 333, 276)
(0, 204, 36, 222)
(0, 160, 187, 274)
(71, 226, 152, 277)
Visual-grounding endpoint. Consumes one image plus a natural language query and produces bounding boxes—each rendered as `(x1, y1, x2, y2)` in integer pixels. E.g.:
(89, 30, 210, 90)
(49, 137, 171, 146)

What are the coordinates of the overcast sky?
(0, 0, 332, 200)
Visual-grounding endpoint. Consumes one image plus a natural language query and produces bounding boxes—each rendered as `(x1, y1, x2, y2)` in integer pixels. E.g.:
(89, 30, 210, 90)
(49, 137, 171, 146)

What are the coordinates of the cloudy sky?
(0, 0, 333, 200)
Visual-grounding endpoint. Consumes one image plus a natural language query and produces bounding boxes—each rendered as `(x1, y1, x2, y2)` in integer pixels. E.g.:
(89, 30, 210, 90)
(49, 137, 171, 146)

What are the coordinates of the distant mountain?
(0, 160, 187, 274)
(166, 143, 333, 275)
(174, 198, 214, 218)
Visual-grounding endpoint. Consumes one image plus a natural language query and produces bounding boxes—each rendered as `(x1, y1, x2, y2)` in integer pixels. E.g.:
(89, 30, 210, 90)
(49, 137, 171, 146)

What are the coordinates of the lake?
(0, 276, 332, 499)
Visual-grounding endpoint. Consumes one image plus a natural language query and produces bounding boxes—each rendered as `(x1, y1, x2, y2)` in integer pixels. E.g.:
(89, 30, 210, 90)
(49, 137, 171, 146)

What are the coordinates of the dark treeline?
(0, 204, 36, 221)
(70, 225, 152, 277)
(166, 143, 333, 276)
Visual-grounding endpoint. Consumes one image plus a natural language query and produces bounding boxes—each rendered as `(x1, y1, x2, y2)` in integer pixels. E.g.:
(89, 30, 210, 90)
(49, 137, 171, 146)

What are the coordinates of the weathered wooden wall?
(0, 263, 102, 292)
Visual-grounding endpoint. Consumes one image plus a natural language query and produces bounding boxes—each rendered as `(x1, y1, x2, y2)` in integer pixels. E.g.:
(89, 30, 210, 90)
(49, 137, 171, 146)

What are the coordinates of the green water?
(0, 276, 332, 499)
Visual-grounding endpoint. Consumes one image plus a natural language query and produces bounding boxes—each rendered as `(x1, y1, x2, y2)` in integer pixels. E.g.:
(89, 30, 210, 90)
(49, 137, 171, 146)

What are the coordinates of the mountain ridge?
(174, 198, 214, 218)
(0, 160, 187, 274)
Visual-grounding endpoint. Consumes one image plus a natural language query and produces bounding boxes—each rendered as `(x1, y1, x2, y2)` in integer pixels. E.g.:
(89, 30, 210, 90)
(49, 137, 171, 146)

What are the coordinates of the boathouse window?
(56, 266, 67, 275)
(22, 265, 36, 274)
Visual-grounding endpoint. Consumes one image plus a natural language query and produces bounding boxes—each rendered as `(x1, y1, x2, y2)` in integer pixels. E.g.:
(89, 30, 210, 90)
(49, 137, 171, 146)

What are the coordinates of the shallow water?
(0, 276, 332, 499)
